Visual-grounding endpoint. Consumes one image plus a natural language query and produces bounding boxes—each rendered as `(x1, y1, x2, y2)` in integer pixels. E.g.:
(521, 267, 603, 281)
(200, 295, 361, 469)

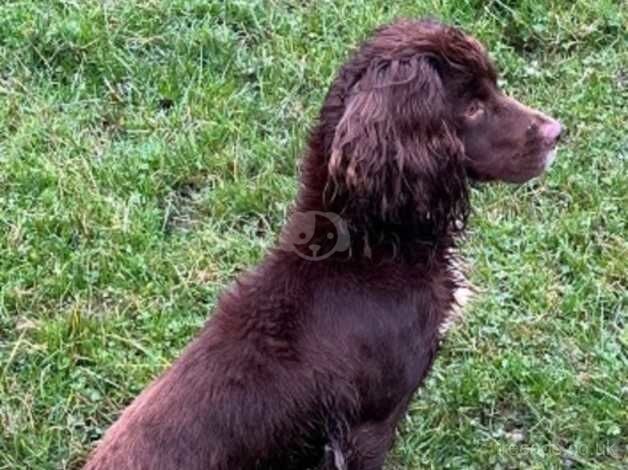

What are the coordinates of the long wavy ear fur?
(327, 54, 468, 238)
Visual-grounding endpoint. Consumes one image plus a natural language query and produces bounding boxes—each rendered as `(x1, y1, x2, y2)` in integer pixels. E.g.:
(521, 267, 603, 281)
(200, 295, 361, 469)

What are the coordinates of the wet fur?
(85, 19, 543, 470)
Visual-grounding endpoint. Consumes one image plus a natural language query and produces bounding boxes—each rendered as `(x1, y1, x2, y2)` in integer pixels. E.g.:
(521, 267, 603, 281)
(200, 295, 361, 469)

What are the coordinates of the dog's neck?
(286, 212, 457, 264)
(290, 176, 460, 265)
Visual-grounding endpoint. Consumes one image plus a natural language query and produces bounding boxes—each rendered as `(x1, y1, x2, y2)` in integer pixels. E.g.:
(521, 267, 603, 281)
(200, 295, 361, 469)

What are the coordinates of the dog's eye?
(465, 101, 484, 119)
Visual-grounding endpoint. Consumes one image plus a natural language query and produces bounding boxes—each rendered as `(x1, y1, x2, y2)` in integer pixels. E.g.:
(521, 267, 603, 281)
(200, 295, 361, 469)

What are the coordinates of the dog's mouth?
(516, 147, 558, 181)
(543, 148, 557, 169)
(537, 118, 562, 170)
(514, 134, 561, 181)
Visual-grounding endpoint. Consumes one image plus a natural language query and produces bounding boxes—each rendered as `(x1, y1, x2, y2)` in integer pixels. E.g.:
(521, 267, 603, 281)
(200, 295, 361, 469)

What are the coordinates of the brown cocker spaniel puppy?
(85, 19, 562, 470)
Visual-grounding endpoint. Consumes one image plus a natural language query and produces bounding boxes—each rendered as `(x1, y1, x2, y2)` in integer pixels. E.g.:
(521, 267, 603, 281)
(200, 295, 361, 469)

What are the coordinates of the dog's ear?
(327, 55, 468, 235)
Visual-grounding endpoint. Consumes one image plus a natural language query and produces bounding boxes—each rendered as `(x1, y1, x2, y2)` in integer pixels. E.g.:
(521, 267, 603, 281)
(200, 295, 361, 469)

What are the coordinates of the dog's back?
(85, 255, 325, 469)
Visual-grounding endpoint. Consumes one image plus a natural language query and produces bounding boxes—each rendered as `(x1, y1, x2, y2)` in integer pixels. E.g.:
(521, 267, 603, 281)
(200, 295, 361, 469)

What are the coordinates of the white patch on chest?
(439, 248, 475, 337)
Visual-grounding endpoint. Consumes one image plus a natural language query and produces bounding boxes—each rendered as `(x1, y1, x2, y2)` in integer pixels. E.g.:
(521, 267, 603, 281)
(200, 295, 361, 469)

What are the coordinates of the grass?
(0, 0, 626, 468)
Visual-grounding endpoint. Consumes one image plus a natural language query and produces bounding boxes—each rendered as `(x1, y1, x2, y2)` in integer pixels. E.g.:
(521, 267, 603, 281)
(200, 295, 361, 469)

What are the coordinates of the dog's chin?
(544, 148, 557, 169)
(508, 149, 559, 183)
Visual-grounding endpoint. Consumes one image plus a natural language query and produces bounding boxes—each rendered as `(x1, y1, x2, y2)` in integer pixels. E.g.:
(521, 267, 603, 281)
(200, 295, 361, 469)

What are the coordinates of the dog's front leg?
(318, 418, 396, 470)
(334, 398, 410, 470)
(319, 442, 348, 470)
(343, 420, 397, 470)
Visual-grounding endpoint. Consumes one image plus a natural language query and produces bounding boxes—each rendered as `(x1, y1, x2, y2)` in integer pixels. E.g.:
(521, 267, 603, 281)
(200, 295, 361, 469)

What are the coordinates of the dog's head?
(451, 63, 562, 184)
(313, 19, 561, 234)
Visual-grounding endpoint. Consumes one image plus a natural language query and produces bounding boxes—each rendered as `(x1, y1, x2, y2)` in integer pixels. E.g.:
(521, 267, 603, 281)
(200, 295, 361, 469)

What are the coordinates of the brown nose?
(540, 119, 562, 147)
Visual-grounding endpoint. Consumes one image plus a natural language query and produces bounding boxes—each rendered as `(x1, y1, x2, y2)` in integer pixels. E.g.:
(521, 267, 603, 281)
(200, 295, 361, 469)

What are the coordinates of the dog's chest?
(438, 249, 473, 337)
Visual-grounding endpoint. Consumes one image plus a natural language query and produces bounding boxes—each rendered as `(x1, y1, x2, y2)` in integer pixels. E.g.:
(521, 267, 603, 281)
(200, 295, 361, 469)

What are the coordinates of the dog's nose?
(540, 119, 562, 147)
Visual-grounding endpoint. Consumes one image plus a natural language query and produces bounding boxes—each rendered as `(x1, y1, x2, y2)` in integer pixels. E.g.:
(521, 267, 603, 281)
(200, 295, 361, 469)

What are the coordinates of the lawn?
(0, 0, 626, 468)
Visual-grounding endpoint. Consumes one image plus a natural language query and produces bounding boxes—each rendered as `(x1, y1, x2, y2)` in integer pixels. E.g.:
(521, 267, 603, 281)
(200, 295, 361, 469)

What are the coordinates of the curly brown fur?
(85, 18, 561, 470)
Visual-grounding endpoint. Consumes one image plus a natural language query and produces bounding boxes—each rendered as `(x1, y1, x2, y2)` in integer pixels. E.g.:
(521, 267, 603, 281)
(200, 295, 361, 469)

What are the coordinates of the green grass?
(0, 0, 626, 468)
